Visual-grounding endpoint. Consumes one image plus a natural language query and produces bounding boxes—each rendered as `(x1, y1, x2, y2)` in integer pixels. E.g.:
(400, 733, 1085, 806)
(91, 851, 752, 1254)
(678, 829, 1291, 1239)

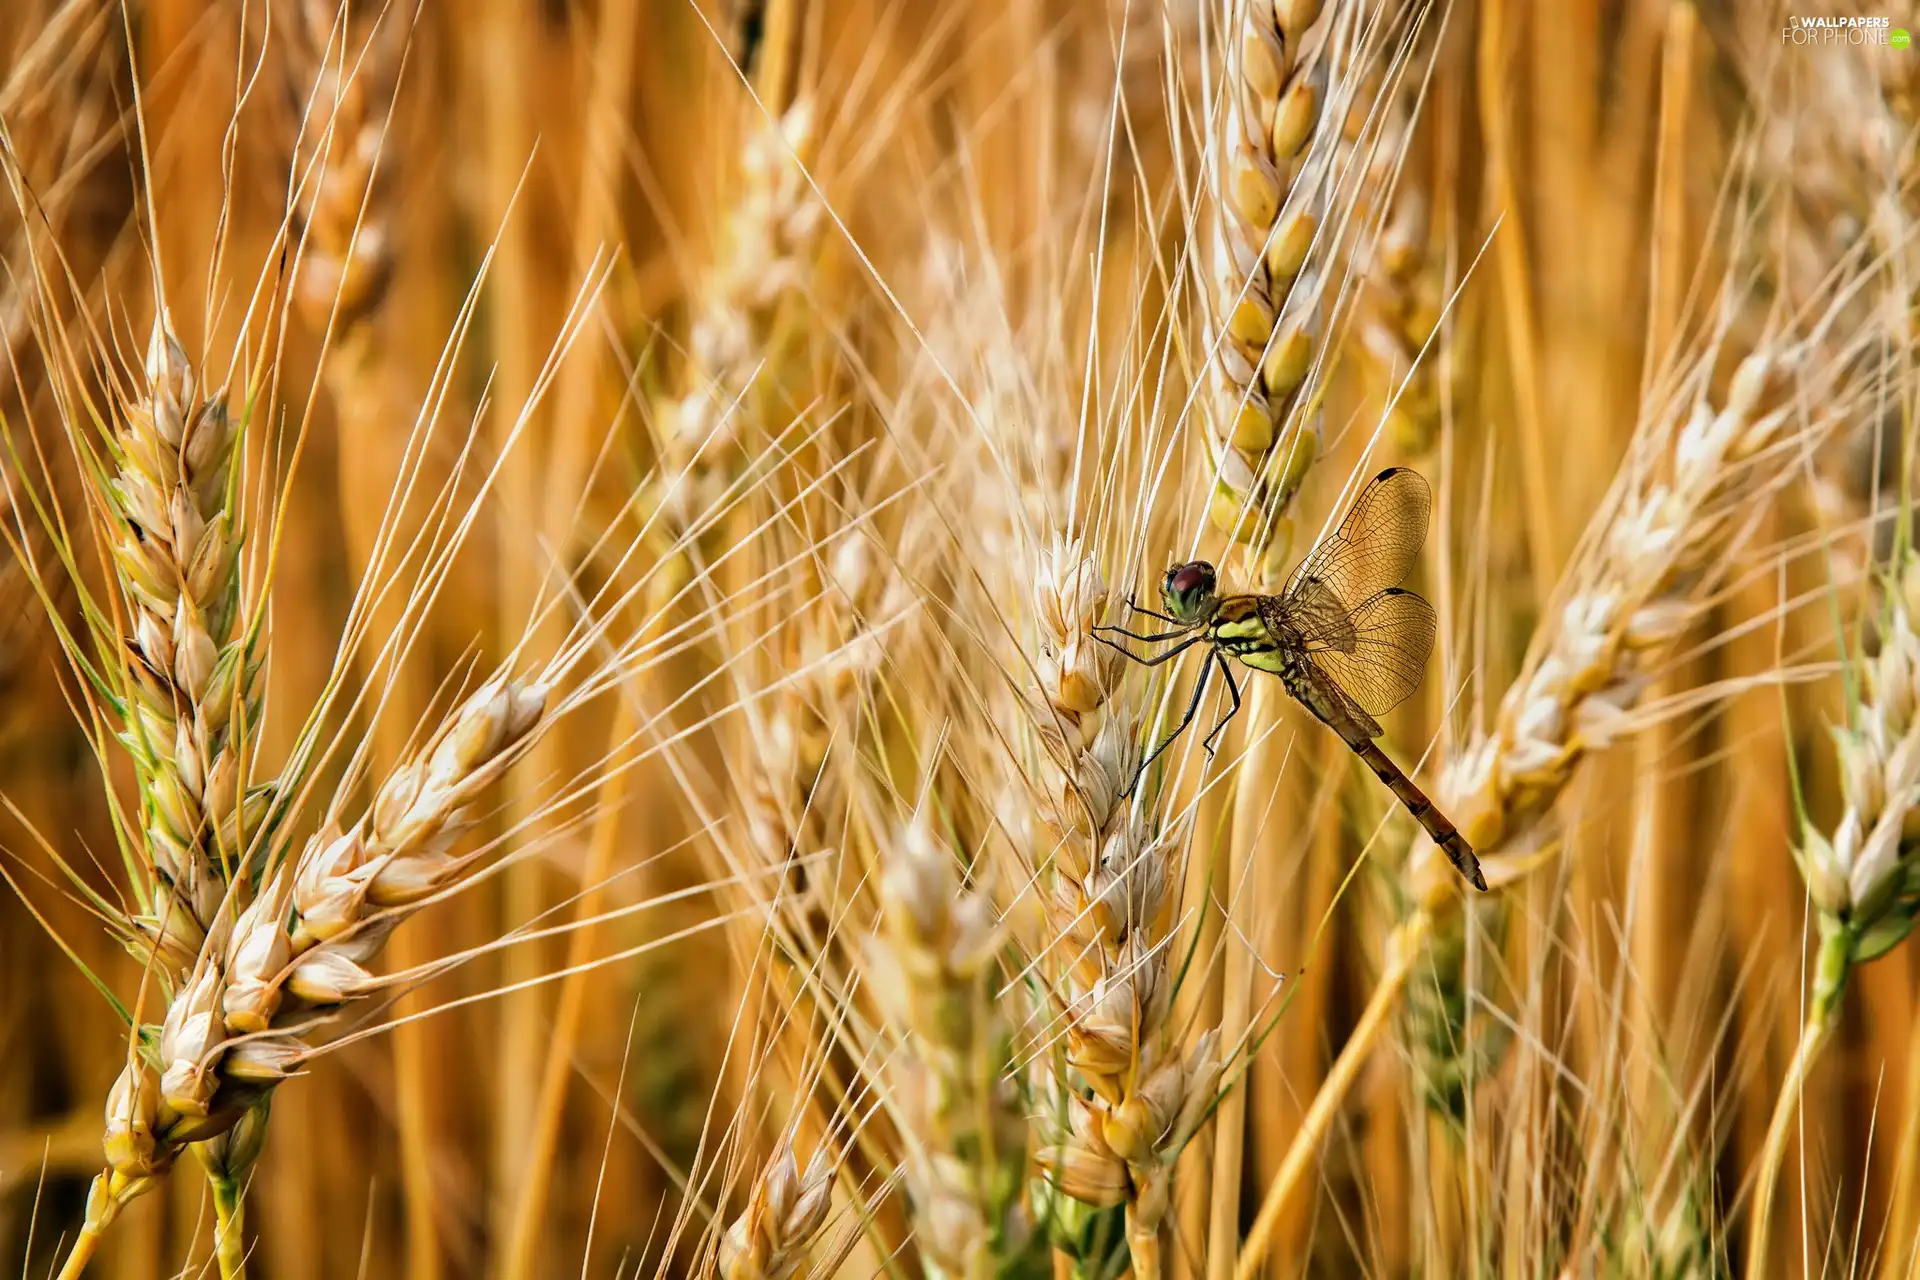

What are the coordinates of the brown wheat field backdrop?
(0, 0, 1916, 1276)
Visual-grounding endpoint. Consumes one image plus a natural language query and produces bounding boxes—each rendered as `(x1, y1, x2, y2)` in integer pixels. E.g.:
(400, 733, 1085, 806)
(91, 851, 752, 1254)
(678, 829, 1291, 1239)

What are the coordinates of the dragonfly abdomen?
(1271, 647, 1350, 724)
(1350, 739, 1489, 892)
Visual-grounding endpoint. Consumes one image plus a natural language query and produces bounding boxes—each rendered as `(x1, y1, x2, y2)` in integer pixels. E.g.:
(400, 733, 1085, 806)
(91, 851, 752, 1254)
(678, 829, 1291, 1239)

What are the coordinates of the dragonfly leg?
(1092, 622, 1193, 644)
(1093, 631, 1207, 666)
(1124, 593, 1184, 624)
(1125, 649, 1214, 797)
(1201, 656, 1242, 755)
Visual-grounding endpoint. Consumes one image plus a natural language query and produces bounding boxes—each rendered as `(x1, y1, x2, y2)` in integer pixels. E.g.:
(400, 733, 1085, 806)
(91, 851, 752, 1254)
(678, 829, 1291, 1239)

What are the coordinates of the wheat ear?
(288, 0, 401, 345)
(1353, 175, 1452, 465)
(1729, 24, 1920, 1263)
(45, 312, 267, 1279)
(651, 101, 823, 564)
(1208, 0, 1328, 563)
(868, 814, 1033, 1276)
(1027, 542, 1222, 1280)
(1436, 351, 1800, 881)
(1748, 554, 1920, 1269)
(103, 316, 257, 990)
(1199, 2, 1341, 1260)
(79, 676, 548, 1257)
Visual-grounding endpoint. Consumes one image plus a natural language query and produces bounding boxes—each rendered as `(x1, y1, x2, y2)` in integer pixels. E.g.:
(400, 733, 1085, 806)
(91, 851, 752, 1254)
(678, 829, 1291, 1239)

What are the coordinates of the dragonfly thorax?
(1205, 596, 1287, 662)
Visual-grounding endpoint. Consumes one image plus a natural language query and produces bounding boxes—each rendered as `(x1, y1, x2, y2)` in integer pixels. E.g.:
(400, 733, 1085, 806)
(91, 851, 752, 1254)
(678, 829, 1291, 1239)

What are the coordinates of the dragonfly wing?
(1293, 659, 1383, 739)
(1283, 467, 1432, 609)
(1261, 579, 1352, 650)
(1304, 586, 1436, 719)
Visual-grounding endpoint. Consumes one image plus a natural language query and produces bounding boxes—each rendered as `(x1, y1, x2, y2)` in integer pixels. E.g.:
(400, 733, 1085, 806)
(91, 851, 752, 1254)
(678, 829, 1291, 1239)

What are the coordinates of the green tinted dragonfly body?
(1095, 467, 1486, 891)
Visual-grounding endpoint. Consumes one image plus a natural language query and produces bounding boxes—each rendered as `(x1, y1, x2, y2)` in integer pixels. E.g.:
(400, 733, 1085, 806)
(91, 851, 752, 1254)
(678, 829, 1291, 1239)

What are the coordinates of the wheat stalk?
(41, 312, 270, 1277)
(0, 113, 278, 1249)
(18, 2, 1920, 1273)
(1718, 19, 1920, 1262)
(716, 518, 917, 1263)
(11, 199, 647, 1275)
(648, 91, 832, 965)
(1197, 2, 1358, 1260)
(663, 95, 885, 1248)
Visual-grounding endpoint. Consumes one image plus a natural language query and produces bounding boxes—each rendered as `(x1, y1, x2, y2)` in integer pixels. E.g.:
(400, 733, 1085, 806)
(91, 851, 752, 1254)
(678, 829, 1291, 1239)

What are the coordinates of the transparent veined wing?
(1281, 467, 1432, 621)
(1290, 655, 1384, 741)
(1260, 577, 1351, 651)
(1302, 586, 1436, 721)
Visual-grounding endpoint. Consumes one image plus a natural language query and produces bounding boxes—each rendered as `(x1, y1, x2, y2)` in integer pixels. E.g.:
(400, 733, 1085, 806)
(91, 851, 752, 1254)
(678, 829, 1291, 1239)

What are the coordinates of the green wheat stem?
(1746, 923, 1851, 1277)
(208, 1166, 248, 1280)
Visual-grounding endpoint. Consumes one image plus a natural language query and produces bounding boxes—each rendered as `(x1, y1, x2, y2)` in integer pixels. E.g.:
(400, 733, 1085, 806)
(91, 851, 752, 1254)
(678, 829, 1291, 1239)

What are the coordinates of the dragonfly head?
(1161, 561, 1219, 626)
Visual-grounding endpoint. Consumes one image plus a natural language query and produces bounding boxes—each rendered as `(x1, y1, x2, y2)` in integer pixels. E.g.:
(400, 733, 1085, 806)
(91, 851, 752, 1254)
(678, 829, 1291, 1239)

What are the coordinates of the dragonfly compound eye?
(1162, 561, 1217, 620)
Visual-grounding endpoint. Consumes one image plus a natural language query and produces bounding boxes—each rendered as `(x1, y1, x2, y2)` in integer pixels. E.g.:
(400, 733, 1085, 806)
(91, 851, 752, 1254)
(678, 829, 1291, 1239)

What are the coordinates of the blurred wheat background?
(1, 0, 1917, 1276)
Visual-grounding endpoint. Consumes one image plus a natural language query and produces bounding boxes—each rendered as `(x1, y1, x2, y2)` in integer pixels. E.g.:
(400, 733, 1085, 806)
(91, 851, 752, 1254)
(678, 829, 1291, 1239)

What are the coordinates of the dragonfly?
(1093, 466, 1486, 891)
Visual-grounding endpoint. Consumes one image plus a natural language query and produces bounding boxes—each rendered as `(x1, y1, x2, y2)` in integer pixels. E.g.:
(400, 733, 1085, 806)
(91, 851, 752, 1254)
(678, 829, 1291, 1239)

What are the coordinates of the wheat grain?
(716, 1139, 837, 1280)
(85, 676, 548, 1229)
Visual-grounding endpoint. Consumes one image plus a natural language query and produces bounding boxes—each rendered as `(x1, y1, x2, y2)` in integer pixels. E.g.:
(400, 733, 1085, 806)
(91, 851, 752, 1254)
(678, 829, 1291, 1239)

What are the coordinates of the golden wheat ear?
(1207, 0, 1330, 569)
